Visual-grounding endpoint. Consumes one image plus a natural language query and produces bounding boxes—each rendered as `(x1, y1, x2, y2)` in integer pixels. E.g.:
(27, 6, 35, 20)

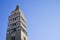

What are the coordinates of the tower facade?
(6, 5, 28, 40)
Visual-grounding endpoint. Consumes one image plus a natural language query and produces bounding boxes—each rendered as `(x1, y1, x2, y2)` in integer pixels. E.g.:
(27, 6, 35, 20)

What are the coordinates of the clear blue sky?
(0, 0, 60, 40)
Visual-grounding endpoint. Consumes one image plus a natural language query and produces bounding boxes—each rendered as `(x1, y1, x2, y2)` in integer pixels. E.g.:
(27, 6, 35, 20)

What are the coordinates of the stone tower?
(6, 5, 28, 40)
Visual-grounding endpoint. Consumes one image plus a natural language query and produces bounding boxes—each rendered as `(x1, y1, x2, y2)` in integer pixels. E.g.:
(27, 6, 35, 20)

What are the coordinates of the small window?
(15, 23, 16, 26)
(24, 37, 26, 40)
(13, 28, 16, 31)
(11, 36, 15, 40)
(13, 18, 15, 21)
(12, 23, 16, 26)
(15, 17, 16, 20)
(12, 17, 17, 21)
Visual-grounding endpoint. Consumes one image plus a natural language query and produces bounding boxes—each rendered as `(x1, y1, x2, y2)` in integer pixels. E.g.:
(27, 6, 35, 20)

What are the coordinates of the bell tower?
(6, 5, 28, 40)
